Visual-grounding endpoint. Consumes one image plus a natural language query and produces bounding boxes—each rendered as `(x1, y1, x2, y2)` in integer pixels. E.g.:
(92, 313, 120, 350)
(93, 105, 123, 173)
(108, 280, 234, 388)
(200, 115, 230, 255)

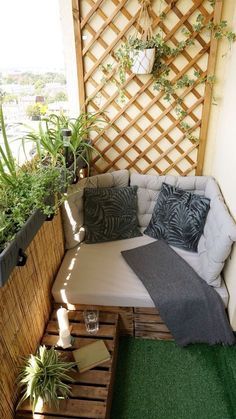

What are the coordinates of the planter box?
(130, 48, 155, 74)
(0, 209, 46, 287)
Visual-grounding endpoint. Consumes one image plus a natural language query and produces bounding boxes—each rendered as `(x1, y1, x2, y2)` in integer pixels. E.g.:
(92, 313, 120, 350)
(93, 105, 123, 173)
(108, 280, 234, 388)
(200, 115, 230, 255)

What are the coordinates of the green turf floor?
(111, 338, 236, 419)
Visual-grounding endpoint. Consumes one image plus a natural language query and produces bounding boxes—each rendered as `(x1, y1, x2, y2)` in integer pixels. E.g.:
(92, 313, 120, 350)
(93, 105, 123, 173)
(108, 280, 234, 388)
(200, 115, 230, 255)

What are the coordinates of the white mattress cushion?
(52, 236, 228, 308)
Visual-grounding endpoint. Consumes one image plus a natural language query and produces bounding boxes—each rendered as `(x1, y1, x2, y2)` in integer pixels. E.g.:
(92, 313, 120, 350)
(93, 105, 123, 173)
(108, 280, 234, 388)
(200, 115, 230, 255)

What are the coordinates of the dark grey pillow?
(144, 183, 210, 252)
(84, 186, 142, 244)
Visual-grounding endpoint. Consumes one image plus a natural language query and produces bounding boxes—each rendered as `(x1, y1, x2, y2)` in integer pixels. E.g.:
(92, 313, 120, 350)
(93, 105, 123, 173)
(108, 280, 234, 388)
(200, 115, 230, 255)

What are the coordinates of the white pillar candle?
(58, 329, 72, 348)
(57, 307, 69, 331)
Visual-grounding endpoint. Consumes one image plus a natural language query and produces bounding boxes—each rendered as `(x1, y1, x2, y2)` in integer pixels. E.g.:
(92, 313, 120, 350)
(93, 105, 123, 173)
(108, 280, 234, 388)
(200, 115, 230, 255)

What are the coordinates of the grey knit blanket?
(121, 240, 235, 346)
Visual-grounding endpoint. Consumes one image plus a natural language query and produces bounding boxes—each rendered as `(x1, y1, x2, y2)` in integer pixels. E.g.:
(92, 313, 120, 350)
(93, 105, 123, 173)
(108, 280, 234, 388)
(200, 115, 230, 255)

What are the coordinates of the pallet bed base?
(53, 303, 173, 341)
(134, 307, 173, 340)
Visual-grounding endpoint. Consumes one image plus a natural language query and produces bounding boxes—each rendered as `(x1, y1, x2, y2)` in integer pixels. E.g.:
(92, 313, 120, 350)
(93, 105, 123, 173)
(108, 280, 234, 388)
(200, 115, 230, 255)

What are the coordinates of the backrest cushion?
(198, 178, 236, 286)
(62, 170, 129, 249)
(130, 173, 236, 287)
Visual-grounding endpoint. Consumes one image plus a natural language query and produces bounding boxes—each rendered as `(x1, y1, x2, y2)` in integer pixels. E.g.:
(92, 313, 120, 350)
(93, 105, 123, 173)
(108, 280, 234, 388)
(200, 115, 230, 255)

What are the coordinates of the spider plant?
(22, 120, 65, 168)
(17, 345, 76, 413)
(0, 104, 17, 185)
(45, 111, 105, 172)
(22, 111, 105, 172)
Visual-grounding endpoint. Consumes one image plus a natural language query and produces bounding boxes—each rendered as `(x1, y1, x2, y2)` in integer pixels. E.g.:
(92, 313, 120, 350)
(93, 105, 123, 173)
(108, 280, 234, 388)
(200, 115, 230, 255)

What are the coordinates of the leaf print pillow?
(144, 183, 210, 252)
(84, 186, 142, 244)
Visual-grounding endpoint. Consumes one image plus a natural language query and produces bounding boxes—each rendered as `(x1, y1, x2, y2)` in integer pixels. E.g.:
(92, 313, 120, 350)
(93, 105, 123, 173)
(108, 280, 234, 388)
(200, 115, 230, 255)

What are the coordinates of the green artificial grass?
(111, 338, 236, 419)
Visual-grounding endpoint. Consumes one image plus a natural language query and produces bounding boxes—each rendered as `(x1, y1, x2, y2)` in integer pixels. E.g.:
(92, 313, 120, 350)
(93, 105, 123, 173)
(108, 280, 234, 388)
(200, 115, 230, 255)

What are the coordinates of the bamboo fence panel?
(0, 213, 64, 419)
(72, 0, 222, 175)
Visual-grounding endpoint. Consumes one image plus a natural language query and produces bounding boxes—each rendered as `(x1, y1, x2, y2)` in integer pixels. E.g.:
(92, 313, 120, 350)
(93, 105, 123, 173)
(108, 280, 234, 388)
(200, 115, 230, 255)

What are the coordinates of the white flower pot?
(130, 48, 155, 75)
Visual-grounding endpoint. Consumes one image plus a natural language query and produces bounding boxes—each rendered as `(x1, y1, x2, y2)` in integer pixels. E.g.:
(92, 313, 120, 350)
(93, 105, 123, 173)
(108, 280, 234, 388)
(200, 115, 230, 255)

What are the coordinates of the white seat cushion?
(52, 236, 228, 307)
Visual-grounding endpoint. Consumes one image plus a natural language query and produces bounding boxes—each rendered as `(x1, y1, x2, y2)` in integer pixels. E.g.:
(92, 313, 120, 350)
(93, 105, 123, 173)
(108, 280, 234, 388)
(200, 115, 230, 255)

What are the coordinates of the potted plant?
(17, 345, 76, 413)
(26, 103, 47, 121)
(23, 111, 105, 179)
(130, 41, 156, 74)
(116, 0, 156, 77)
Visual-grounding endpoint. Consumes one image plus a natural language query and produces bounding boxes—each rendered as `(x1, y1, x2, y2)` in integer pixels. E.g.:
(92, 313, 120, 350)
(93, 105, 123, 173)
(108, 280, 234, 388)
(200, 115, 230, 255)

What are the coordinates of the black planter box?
(0, 209, 46, 287)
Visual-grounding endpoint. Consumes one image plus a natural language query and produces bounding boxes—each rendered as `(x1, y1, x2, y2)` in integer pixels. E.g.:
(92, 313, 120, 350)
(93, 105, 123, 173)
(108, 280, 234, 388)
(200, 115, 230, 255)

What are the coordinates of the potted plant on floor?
(17, 345, 76, 413)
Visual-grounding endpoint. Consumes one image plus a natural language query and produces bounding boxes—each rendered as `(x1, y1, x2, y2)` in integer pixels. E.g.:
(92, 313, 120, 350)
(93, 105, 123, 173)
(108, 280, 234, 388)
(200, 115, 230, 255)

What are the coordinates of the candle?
(57, 307, 69, 331)
(58, 329, 72, 348)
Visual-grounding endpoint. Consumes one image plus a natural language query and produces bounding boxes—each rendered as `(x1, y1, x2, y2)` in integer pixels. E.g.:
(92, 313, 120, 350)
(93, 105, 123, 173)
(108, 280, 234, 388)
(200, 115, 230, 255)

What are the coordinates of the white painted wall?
(204, 1, 236, 328)
(58, 0, 80, 116)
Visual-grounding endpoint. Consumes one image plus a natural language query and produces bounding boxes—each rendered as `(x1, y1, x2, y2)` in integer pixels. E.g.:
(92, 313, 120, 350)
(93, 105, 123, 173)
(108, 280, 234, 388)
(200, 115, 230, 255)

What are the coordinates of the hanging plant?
(116, 0, 156, 77)
(100, 0, 236, 115)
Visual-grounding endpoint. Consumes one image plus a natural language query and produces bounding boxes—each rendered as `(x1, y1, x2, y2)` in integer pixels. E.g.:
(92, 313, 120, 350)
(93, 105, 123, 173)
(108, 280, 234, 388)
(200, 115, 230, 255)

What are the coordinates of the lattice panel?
(72, 0, 222, 175)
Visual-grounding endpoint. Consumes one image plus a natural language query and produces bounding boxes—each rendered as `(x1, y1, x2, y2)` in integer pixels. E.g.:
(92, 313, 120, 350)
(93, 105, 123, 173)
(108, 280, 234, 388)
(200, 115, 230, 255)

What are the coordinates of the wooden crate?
(134, 307, 173, 340)
(15, 310, 119, 419)
(53, 302, 134, 336)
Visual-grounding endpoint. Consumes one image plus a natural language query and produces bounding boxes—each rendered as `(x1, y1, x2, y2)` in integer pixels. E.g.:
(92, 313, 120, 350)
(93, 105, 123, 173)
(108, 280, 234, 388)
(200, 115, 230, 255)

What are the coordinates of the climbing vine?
(97, 0, 235, 142)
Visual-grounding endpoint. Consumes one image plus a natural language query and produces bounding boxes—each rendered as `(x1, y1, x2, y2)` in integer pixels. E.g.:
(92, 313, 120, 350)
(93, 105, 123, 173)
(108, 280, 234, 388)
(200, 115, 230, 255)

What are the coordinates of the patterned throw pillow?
(84, 186, 142, 244)
(144, 183, 210, 252)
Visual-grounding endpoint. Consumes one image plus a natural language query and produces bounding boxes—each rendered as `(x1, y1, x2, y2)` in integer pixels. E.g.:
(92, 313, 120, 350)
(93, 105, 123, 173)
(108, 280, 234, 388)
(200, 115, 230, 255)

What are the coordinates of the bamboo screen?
(72, 0, 222, 175)
(0, 215, 64, 419)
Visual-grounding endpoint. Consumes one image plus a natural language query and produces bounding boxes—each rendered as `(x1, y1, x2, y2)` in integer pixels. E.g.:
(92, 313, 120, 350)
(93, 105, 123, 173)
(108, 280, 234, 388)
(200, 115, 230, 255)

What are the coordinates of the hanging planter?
(114, 0, 159, 80)
(0, 209, 46, 287)
(129, 0, 155, 75)
(130, 47, 156, 74)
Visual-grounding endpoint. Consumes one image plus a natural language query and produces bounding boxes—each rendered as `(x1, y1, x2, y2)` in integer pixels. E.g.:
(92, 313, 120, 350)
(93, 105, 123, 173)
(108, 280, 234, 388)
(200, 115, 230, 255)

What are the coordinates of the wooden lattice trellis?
(72, 0, 222, 175)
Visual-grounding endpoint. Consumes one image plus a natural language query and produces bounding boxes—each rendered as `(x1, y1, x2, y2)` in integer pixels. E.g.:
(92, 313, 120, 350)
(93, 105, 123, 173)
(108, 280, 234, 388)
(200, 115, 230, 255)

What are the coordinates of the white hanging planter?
(130, 48, 155, 75)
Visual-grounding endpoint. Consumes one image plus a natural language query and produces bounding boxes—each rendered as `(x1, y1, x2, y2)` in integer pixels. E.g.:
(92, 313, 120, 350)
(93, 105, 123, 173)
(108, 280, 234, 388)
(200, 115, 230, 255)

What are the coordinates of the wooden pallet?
(15, 311, 119, 419)
(134, 307, 173, 340)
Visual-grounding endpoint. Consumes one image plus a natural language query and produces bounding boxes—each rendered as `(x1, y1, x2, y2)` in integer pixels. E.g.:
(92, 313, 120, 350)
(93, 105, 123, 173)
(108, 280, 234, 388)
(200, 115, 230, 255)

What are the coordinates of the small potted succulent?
(17, 345, 76, 413)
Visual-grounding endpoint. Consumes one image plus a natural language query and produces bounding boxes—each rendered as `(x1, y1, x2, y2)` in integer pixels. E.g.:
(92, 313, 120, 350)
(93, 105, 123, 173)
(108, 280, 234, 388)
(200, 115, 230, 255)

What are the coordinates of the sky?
(0, 0, 65, 72)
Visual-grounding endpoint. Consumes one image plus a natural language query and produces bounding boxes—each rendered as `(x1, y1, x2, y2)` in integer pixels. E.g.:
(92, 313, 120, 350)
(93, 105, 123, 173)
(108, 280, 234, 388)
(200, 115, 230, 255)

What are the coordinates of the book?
(73, 340, 111, 373)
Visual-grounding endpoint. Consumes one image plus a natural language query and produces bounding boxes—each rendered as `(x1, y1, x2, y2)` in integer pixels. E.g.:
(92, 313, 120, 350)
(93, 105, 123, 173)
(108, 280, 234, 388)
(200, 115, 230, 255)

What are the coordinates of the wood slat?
(196, 0, 223, 175)
(134, 307, 160, 315)
(70, 384, 108, 400)
(51, 310, 117, 324)
(18, 399, 106, 419)
(46, 320, 116, 338)
(135, 322, 170, 333)
(41, 335, 115, 352)
(135, 331, 174, 340)
(134, 313, 164, 323)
